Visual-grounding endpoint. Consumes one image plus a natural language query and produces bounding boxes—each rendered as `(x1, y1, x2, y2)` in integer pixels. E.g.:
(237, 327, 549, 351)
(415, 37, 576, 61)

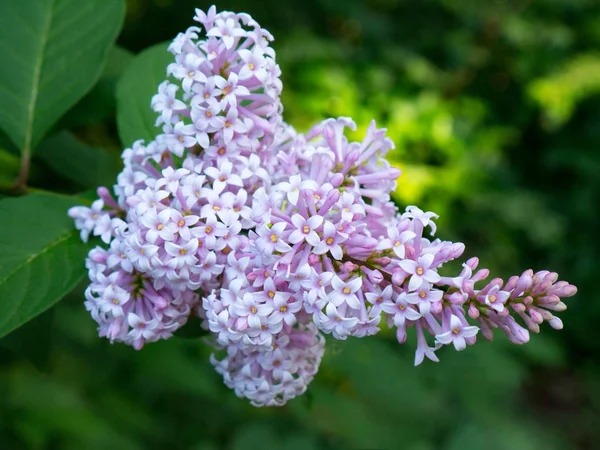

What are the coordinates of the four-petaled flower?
(435, 315, 479, 351)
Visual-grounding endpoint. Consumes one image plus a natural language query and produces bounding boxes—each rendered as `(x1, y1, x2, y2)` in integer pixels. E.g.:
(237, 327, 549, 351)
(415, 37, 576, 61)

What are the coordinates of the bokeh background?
(1, 0, 600, 448)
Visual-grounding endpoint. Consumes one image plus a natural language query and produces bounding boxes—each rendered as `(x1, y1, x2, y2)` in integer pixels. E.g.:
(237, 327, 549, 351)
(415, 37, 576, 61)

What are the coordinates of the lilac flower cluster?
(69, 6, 577, 407)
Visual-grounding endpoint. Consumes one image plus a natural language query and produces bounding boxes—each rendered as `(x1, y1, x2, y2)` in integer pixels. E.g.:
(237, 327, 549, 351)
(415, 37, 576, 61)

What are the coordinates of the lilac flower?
(330, 276, 362, 309)
(139, 209, 176, 243)
(255, 222, 291, 254)
(169, 53, 208, 92)
(313, 220, 344, 259)
(204, 160, 243, 191)
(276, 175, 318, 205)
(482, 285, 510, 313)
(435, 314, 479, 351)
(318, 303, 359, 339)
(399, 253, 441, 291)
(405, 285, 443, 315)
(164, 122, 197, 156)
(206, 18, 246, 49)
(233, 294, 273, 330)
(152, 81, 186, 124)
(164, 239, 199, 269)
(381, 293, 421, 327)
(288, 214, 324, 246)
(378, 226, 416, 258)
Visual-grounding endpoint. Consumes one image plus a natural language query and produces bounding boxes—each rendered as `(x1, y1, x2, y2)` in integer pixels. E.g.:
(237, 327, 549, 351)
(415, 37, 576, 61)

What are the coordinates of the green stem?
(15, 147, 31, 192)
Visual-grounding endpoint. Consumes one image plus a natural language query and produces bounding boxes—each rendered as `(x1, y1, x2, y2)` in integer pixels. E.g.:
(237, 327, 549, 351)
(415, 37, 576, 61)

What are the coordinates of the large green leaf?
(0, 0, 125, 153)
(35, 132, 121, 188)
(0, 193, 92, 338)
(116, 42, 172, 147)
(59, 45, 134, 129)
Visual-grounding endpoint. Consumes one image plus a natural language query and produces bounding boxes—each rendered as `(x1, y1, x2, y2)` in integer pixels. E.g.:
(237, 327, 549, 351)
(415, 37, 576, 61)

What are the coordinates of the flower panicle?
(67, 6, 577, 407)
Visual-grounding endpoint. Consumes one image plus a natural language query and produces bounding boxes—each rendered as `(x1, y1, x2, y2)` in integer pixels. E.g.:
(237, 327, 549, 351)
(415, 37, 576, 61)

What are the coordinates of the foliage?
(0, 0, 599, 448)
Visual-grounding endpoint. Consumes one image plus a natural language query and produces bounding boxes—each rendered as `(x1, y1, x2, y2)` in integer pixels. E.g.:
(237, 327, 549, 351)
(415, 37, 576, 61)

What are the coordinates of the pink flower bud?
(343, 261, 358, 272)
(504, 275, 519, 292)
(481, 326, 495, 341)
(363, 267, 384, 284)
(472, 269, 490, 283)
(549, 317, 563, 330)
(466, 257, 479, 270)
(330, 173, 344, 187)
(512, 303, 527, 312)
(550, 283, 577, 297)
(374, 257, 392, 265)
(515, 269, 533, 298)
(468, 304, 480, 319)
(392, 269, 406, 286)
(529, 309, 544, 324)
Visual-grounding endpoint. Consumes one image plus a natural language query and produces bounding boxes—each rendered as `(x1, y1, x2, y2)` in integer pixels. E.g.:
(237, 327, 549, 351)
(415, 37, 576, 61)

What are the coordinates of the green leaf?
(35, 132, 121, 188)
(59, 46, 134, 128)
(0, 193, 92, 338)
(116, 42, 172, 147)
(0, 0, 125, 152)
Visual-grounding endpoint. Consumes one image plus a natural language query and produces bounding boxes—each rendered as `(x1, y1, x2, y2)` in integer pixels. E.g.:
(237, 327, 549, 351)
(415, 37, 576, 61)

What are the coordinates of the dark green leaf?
(0, 0, 125, 152)
(116, 42, 172, 147)
(35, 132, 121, 188)
(59, 46, 134, 128)
(0, 193, 92, 338)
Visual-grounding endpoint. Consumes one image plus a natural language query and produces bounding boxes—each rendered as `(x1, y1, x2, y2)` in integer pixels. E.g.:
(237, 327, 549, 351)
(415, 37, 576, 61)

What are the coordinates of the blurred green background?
(2, 0, 600, 448)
